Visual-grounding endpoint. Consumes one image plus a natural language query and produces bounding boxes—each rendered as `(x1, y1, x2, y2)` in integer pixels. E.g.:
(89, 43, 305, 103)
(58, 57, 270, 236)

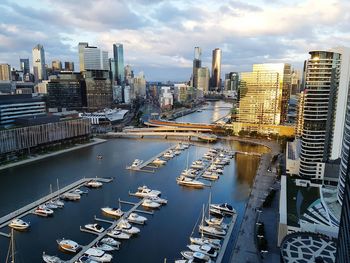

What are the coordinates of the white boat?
(94, 241, 117, 251)
(191, 162, 204, 170)
(77, 255, 99, 263)
(174, 150, 182, 155)
(57, 238, 80, 253)
(42, 252, 65, 263)
(84, 248, 113, 262)
(85, 180, 103, 188)
(45, 202, 58, 209)
(49, 198, 64, 208)
(199, 224, 226, 238)
(209, 207, 224, 217)
(34, 205, 54, 217)
(163, 151, 175, 159)
(100, 237, 121, 247)
(142, 199, 161, 209)
(201, 172, 219, 181)
(210, 203, 236, 215)
(8, 218, 30, 230)
(73, 188, 89, 195)
(189, 237, 221, 250)
(101, 207, 124, 217)
(115, 219, 140, 235)
(147, 196, 168, 205)
(127, 213, 148, 224)
(61, 192, 81, 201)
(84, 224, 104, 233)
(182, 143, 190, 149)
(132, 185, 161, 198)
(106, 229, 131, 239)
(181, 169, 197, 178)
(187, 244, 218, 258)
(176, 175, 205, 188)
(180, 251, 212, 262)
(152, 158, 167, 165)
(130, 159, 143, 168)
(204, 217, 225, 227)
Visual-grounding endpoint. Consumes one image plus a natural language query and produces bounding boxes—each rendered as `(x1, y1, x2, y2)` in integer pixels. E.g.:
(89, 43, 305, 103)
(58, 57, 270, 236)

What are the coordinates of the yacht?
(72, 188, 89, 195)
(130, 159, 143, 168)
(45, 202, 58, 210)
(176, 176, 205, 188)
(201, 172, 219, 181)
(209, 207, 224, 217)
(85, 180, 103, 188)
(191, 162, 204, 170)
(210, 203, 236, 215)
(61, 192, 81, 201)
(147, 196, 168, 205)
(182, 143, 190, 149)
(152, 158, 167, 165)
(198, 224, 226, 238)
(84, 248, 113, 262)
(84, 223, 105, 233)
(187, 244, 218, 258)
(163, 151, 175, 159)
(190, 237, 221, 250)
(8, 218, 30, 230)
(115, 219, 140, 235)
(142, 199, 161, 209)
(100, 237, 121, 248)
(127, 213, 148, 224)
(94, 241, 117, 251)
(106, 229, 131, 239)
(180, 251, 212, 262)
(57, 238, 80, 253)
(77, 255, 99, 263)
(174, 150, 182, 155)
(34, 205, 54, 217)
(49, 198, 64, 208)
(101, 207, 124, 217)
(204, 217, 225, 227)
(181, 169, 197, 178)
(132, 185, 161, 198)
(42, 252, 65, 263)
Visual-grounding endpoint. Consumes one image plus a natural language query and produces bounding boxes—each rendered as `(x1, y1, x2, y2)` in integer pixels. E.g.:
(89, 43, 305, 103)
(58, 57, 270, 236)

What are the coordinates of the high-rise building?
(197, 67, 210, 93)
(132, 72, 146, 98)
(124, 65, 133, 85)
(291, 69, 301, 95)
(0, 64, 11, 81)
(295, 91, 305, 138)
(19, 58, 30, 75)
(192, 47, 202, 88)
(298, 49, 350, 180)
(78, 42, 108, 71)
(52, 60, 62, 71)
(238, 63, 291, 125)
(32, 44, 46, 81)
(211, 48, 222, 91)
(113, 43, 124, 85)
(64, 62, 74, 71)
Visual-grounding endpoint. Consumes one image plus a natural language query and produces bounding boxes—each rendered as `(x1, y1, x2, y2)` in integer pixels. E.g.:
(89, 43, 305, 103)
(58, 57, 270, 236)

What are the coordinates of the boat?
(197, 109, 203, 112)
(97, 155, 103, 160)
(199, 224, 226, 238)
(204, 217, 226, 228)
(49, 198, 64, 208)
(209, 207, 223, 217)
(142, 199, 161, 209)
(57, 238, 80, 253)
(8, 218, 30, 230)
(101, 207, 124, 217)
(130, 159, 143, 168)
(94, 241, 117, 251)
(132, 185, 161, 198)
(181, 169, 197, 178)
(42, 252, 65, 263)
(34, 205, 54, 217)
(84, 248, 113, 262)
(106, 229, 131, 239)
(210, 203, 236, 215)
(115, 219, 140, 235)
(187, 244, 218, 258)
(85, 180, 103, 188)
(152, 158, 167, 165)
(174, 150, 182, 155)
(127, 213, 148, 224)
(180, 251, 212, 262)
(201, 172, 219, 181)
(77, 255, 99, 263)
(100, 237, 121, 247)
(163, 151, 175, 159)
(84, 224, 105, 233)
(182, 143, 190, 149)
(147, 196, 168, 205)
(189, 237, 221, 250)
(61, 192, 81, 201)
(45, 202, 59, 210)
(191, 162, 204, 170)
(176, 175, 205, 188)
(73, 188, 89, 195)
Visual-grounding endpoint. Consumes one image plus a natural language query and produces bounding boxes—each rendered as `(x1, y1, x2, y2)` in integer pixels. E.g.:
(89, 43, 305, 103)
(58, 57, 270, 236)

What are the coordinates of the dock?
(0, 177, 113, 238)
(216, 213, 237, 263)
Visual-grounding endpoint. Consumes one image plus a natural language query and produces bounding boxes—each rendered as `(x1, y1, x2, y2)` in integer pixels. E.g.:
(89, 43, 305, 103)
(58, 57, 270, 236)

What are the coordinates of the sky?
(0, 0, 350, 81)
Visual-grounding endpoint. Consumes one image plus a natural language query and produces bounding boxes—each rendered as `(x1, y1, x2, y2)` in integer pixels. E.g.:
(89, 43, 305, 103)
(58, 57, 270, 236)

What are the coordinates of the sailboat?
(6, 228, 15, 263)
(50, 180, 64, 208)
(205, 193, 227, 229)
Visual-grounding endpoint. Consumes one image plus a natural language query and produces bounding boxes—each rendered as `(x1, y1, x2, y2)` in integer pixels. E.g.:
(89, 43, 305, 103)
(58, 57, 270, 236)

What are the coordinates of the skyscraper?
(78, 42, 108, 71)
(19, 58, 30, 75)
(192, 47, 202, 88)
(299, 49, 350, 180)
(64, 62, 74, 71)
(0, 64, 11, 81)
(211, 48, 222, 91)
(113, 43, 124, 85)
(52, 60, 62, 71)
(32, 44, 46, 81)
(197, 67, 210, 93)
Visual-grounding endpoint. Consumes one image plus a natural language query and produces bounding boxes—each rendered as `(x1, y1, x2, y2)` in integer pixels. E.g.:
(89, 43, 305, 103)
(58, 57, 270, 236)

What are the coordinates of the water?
(0, 101, 269, 262)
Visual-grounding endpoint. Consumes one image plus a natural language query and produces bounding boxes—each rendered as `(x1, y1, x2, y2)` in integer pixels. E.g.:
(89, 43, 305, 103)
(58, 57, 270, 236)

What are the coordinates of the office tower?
(64, 62, 74, 71)
(113, 43, 124, 85)
(295, 91, 305, 138)
(299, 49, 350, 180)
(211, 48, 222, 91)
(109, 58, 116, 84)
(291, 69, 301, 95)
(124, 65, 133, 85)
(78, 42, 108, 71)
(19, 58, 30, 75)
(197, 67, 210, 93)
(238, 63, 291, 125)
(84, 70, 112, 111)
(192, 47, 202, 88)
(32, 44, 46, 81)
(224, 72, 239, 91)
(132, 72, 146, 98)
(52, 60, 62, 71)
(0, 64, 11, 81)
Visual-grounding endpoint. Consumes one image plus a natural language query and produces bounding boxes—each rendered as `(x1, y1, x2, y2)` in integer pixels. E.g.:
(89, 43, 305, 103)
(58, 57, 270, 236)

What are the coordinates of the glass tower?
(113, 43, 124, 85)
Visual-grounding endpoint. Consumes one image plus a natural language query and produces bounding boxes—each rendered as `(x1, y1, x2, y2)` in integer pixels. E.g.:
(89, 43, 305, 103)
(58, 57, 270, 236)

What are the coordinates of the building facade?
(0, 64, 11, 81)
(197, 67, 210, 93)
(192, 47, 202, 88)
(20, 59, 30, 75)
(52, 60, 62, 71)
(64, 62, 74, 71)
(32, 44, 46, 81)
(211, 48, 222, 91)
(78, 42, 108, 71)
(113, 43, 124, 85)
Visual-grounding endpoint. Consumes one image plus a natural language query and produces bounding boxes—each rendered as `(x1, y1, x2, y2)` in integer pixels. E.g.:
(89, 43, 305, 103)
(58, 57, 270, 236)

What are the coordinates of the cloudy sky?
(0, 0, 349, 81)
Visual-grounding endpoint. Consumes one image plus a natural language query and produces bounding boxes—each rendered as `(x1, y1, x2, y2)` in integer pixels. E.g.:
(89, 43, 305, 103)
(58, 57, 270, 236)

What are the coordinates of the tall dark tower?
(113, 43, 124, 85)
(192, 47, 201, 88)
(211, 48, 222, 91)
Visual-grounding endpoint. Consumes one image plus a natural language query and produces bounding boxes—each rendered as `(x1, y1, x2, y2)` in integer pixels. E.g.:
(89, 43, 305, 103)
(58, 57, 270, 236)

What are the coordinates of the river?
(0, 101, 269, 263)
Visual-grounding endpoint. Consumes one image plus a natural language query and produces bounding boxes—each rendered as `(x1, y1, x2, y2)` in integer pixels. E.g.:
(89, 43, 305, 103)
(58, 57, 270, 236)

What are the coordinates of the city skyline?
(1, 0, 350, 81)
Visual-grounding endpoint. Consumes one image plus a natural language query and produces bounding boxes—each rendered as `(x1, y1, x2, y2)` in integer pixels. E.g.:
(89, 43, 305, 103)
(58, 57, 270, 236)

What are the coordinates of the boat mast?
(208, 192, 211, 220)
(6, 228, 15, 263)
(56, 178, 60, 195)
(201, 204, 205, 239)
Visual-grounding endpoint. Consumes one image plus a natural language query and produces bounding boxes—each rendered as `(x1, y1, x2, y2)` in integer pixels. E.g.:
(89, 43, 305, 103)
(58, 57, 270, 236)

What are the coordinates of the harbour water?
(0, 101, 269, 262)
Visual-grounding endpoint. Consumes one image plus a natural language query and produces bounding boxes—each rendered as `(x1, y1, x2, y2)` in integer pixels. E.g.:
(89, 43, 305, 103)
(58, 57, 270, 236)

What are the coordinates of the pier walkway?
(216, 213, 238, 263)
